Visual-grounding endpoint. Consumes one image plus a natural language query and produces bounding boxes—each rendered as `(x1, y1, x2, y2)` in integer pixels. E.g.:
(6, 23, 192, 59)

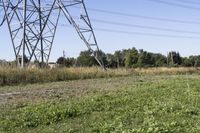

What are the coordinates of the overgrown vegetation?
(0, 74, 200, 132)
(0, 67, 200, 86)
(0, 67, 130, 86)
(55, 47, 200, 68)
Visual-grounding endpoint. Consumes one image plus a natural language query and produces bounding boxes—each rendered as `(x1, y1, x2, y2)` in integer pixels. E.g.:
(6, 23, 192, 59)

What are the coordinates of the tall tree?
(76, 50, 97, 67)
(167, 51, 182, 66)
(114, 50, 124, 68)
(106, 53, 117, 68)
(56, 57, 76, 67)
(153, 54, 167, 67)
(124, 47, 138, 68)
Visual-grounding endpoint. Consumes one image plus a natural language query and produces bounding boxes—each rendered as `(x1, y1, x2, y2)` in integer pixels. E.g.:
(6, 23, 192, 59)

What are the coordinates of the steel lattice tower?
(0, 0, 104, 68)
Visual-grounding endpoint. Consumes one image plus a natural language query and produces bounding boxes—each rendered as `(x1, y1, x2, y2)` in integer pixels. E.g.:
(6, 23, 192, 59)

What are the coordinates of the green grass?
(0, 74, 200, 132)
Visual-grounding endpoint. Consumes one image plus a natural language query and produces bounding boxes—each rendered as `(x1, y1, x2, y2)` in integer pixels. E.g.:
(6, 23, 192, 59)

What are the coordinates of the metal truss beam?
(57, 0, 104, 68)
(0, 0, 105, 69)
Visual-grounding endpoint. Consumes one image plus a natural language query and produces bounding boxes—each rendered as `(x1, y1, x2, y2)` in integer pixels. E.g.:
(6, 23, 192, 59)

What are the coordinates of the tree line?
(56, 47, 200, 68)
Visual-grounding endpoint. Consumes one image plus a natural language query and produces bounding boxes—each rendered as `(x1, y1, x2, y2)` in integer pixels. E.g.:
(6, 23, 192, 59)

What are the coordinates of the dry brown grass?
(0, 67, 130, 86)
(134, 67, 200, 75)
(0, 67, 199, 86)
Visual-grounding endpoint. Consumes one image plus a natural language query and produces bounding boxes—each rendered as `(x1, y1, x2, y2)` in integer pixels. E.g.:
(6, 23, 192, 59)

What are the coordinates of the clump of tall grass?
(0, 67, 199, 86)
(0, 67, 130, 86)
(134, 67, 200, 75)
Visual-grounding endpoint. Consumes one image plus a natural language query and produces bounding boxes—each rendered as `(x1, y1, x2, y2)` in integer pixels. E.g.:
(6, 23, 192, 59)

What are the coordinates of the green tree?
(114, 50, 124, 68)
(106, 54, 117, 68)
(57, 57, 67, 66)
(182, 57, 192, 67)
(124, 47, 138, 68)
(56, 57, 76, 67)
(137, 50, 155, 67)
(76, 50, 96, 67)
(167, 51, 182, 66)
(153, 53, 167, 67)
(94, 50, 107, 67)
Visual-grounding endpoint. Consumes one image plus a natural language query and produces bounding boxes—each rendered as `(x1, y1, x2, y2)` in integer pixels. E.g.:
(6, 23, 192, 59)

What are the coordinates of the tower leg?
(57, 0, 105, 69)
(1, 0, 105, 69)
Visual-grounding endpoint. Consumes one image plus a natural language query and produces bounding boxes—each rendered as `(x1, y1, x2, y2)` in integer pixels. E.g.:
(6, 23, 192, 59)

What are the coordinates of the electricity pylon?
(0, 0, 104, 68)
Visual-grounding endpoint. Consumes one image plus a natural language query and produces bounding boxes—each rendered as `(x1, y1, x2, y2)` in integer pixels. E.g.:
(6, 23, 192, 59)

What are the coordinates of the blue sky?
(1, 0, 200, 61)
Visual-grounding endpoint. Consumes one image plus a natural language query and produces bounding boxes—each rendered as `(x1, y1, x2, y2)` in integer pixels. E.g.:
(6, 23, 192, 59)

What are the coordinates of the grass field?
(0, 69, 200, 132)
(0, 67, 200, 86)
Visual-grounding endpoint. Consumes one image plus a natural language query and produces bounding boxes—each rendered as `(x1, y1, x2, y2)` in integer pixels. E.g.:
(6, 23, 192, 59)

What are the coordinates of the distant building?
(48, 62, 57, 69)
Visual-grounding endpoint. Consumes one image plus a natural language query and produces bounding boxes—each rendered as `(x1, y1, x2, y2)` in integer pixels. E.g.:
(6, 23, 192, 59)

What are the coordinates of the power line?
(50, 13, 200, 35)
(95, 28, 200, 39)
(86, 7, 200, 25)
(4, 13, 200, 36)
(144, 0, 200, 11)
(4, 14, 200, 37)
(58, 15, 200, 35)
(1, 2, 200, 39)
(1, 9, 200, 35)
(173, 0, 200, 5)
(58, 23, 200, 40)
(2, 4, 200, 26)
(90, 18, 200, 35)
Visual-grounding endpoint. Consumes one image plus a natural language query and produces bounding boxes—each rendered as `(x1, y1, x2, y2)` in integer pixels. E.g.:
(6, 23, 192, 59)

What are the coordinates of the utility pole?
(63, 50, 66, 66)
(63, 50, 66, 58)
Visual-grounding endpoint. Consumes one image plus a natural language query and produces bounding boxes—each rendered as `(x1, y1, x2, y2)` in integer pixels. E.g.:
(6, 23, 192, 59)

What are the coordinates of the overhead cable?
(144, 0, 200, 11)
(58, 23, 200, 40)
(173, 0, 200, 5)
(90, 18, 200, 35)
(86, 7, 200, 25)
